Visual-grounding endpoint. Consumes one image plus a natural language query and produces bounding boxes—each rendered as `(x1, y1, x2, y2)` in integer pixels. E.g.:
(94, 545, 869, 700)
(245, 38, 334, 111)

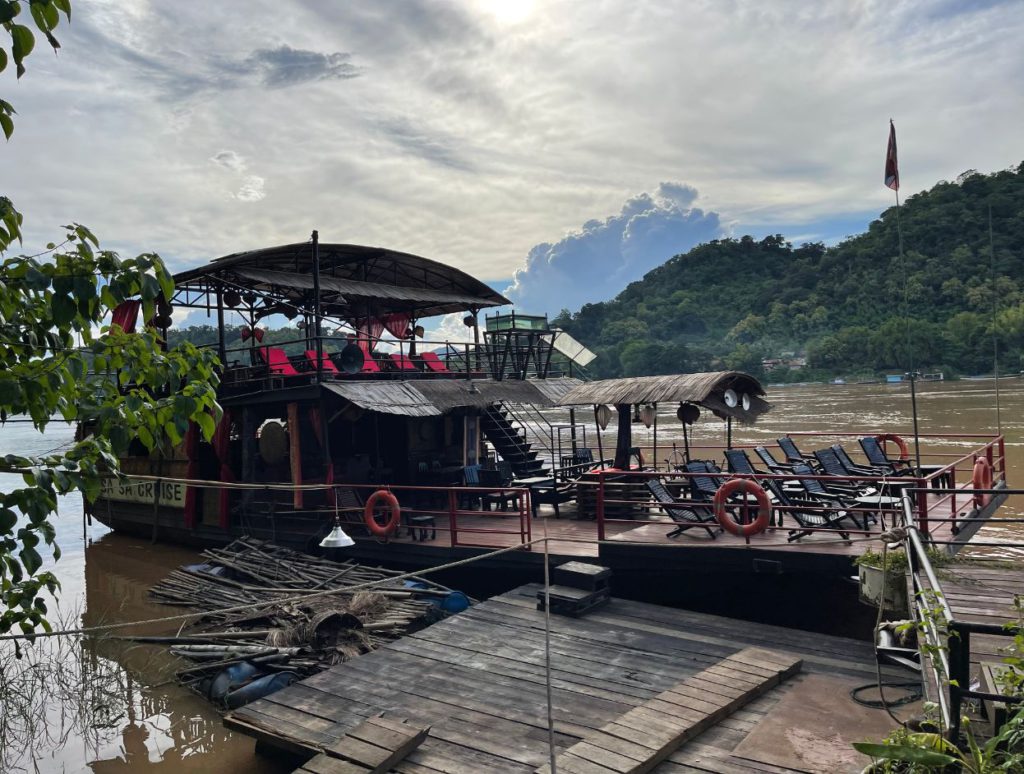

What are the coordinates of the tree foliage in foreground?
(1, 0, 222, 636)
(555, 163, 1024, 381)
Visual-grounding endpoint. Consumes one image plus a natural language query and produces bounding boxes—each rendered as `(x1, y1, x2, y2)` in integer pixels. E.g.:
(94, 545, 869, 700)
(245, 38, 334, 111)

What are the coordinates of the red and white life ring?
(875, 433, 910, 462)
(972, 458, 992, 509)
(713, 479, 771, 538)
(364, 490, 401, 537)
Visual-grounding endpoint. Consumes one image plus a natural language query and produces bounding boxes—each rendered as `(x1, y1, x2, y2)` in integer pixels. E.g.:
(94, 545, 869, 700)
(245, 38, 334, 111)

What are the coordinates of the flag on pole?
(884, 120, 899, 191)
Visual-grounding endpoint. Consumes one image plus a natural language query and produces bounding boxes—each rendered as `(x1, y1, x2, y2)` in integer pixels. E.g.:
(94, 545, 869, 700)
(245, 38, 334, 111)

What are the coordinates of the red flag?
(884, 120, 899, 191)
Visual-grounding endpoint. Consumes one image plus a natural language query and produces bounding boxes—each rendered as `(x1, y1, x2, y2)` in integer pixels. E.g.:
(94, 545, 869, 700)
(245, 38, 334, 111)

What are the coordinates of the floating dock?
(227, 583, 910, 773)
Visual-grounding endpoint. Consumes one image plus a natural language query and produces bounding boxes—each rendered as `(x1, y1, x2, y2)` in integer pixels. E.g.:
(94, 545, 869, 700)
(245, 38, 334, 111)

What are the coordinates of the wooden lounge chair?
(645, 478, 720, 538)
(724, 448, 764, 476)
(790, 463, 867, 530)
(831, 443, 886, 477)
(811, 448, 873, 496)
(761, 478, 855, 543)
(859, 436, 915, 476)
(753, 445, 800, 474)
(777, 437, 816, 465)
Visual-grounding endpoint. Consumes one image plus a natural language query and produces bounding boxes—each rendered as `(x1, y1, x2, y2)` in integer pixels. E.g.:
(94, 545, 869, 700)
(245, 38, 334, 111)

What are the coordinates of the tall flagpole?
(989, 205, 1002, 435)
(886, 119, 922, 472)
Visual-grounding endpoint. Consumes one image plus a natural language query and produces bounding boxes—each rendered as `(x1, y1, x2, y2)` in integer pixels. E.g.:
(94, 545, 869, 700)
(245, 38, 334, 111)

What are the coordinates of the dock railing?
(903, 493, 1024, 742)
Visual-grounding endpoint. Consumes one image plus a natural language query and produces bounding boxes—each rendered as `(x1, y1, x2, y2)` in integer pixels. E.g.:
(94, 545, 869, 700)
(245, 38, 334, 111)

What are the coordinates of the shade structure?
(557, 371, 769, 422)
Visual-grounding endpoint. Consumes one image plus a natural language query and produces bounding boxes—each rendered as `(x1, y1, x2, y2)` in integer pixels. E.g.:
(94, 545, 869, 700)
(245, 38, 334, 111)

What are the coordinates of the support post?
(613, 404, 631, 470)
(311, 230, 323, 383)
(216, 284, 226, 364)
(288, 402, 304, 509)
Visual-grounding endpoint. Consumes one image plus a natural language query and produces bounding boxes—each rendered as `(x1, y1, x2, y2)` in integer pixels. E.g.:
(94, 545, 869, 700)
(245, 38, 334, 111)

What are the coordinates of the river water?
(0, 378, 1021, 772)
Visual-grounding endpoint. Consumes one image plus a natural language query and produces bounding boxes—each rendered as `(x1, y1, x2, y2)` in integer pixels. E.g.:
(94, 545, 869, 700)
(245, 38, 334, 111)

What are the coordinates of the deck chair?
(258, 347, 300, 376)
(419, 352, 450, 373)
(724, 449, 763, 476)
(762, 478, 855, 543)
(481, 462, 519, 511)
(460, 464, 482, 509)
(304, 350, 340, 374)
(831, 444, 886, 476)
(859, 436, 914, 476)
(645, 478, 720, 538)
(389, 353, 420, 372)
(777, 437, 815, 465)
(790, 463, 867, 530)
(811, 449, 873, 496)
(754, 446, 798, 474)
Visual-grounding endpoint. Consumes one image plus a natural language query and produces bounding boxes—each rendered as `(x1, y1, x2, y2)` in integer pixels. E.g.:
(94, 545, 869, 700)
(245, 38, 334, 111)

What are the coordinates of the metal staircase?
(480, 406, 549, 479)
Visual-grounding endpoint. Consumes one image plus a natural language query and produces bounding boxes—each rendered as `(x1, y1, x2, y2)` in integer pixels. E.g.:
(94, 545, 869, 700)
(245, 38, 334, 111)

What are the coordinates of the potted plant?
(855, 549, 911, 615)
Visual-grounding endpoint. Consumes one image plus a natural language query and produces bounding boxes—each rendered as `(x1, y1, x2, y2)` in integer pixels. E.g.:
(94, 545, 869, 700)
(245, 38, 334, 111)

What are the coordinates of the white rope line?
(0, 537, 550, 643)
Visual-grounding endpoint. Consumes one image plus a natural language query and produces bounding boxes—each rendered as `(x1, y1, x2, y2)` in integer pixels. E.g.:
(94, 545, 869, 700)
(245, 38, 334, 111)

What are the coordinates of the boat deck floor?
(226, 584, 913, 773)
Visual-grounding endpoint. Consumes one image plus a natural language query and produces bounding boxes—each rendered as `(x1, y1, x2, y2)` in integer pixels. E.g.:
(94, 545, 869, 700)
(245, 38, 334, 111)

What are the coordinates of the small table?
(855, 494, 902, 530)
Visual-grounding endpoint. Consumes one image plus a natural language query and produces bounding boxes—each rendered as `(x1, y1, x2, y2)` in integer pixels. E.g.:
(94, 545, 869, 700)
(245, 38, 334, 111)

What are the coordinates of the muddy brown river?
(0, 378, 1021, 772)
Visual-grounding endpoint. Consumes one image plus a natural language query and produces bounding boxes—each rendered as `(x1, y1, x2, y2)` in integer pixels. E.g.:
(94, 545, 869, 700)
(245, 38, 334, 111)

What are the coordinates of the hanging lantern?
(639, 404, 657, 428)
(723, 388, 739, 408)
(741, 393, 752, 411)
(297, 320, 307, 330)
(223, 289, 242, 308)
(677, 403, 700, 425)
(463, 314, 477, 327)
(413, 325, 425, 338)
(243, 292, 258, 306)
(595, 405, 613, 430)
(284, 306, 298, 320)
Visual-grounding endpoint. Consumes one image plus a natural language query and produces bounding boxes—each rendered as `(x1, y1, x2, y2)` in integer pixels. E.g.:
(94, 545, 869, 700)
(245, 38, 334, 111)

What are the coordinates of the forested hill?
(553, 163, 1024, 382)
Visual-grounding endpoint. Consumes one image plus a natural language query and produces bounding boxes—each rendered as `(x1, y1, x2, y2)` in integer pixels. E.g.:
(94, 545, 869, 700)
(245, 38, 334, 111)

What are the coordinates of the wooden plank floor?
(227, 584, 910, 773)
(921, 564, 1024, 706)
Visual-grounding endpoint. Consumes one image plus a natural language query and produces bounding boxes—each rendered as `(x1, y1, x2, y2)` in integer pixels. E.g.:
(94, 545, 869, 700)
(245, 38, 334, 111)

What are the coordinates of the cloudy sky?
(3, 0, 1022, 319)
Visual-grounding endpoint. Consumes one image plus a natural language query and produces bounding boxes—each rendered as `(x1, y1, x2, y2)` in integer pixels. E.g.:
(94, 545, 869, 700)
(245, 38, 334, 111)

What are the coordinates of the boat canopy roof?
(172, 242, 510, 320)
(557, 371, 769, 421)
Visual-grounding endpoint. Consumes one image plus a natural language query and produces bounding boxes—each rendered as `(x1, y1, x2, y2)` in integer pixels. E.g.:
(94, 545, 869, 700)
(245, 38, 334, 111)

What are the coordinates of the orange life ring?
(364, 490, 401, 537)
(875, 433, 910, 461)
(972, 458, 992, 509)
(713, 479, 771, 538)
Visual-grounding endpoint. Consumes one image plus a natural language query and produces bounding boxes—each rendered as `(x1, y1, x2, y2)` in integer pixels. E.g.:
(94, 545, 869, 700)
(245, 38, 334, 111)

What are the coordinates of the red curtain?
(354, 317, 386, 356)
(381, 312, 412, 339)
(111, 300, 141, 333)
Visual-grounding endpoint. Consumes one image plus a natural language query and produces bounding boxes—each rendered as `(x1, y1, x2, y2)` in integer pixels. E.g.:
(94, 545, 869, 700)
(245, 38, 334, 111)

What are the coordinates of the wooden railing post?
(916, 476, 929, 537)
(597, 471, 606, 542)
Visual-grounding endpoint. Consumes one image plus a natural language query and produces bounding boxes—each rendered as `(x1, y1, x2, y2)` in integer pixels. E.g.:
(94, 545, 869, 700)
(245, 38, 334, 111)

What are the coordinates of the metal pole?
(215, 284, 226, 364)
(311, 229, 323, 383)
(652, 403, 658, 472)
(989, 205, 1002, 435)
(909, 372, 922, 471)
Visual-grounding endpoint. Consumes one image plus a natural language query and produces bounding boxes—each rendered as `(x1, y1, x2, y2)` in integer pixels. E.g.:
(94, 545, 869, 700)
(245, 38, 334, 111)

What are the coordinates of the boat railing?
(214, 334, 571, 386)
(904, 500, 1024, 741)
(267, 482, 533, 551)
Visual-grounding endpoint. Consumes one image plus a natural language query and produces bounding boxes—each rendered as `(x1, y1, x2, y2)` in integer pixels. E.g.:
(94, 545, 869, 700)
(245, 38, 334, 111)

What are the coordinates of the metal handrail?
(904, 495, 1024, 741)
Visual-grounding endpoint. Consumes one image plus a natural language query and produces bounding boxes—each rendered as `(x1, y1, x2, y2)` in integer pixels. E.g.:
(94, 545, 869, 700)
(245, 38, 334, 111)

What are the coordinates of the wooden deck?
(227, 584, 912, 773)
(920, 563, 1024, 708)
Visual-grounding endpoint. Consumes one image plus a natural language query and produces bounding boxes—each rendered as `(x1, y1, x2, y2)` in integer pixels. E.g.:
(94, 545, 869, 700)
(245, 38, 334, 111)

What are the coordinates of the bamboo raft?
(144, 538, 468, 708)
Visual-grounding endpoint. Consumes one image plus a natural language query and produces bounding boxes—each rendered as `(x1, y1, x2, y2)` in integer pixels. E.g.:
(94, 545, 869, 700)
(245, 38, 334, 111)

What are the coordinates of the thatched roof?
(556, 371, 769, 421)
(172, 242, 509, 320)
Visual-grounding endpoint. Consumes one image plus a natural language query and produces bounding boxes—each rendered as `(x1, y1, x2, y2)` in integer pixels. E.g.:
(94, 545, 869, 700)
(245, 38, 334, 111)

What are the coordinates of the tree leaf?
(11, 25, 36, 74)
(851, 742, 956, 765)
(0, 112, 11, 141)
(0, 48, 8, 76)
(0, 1, 16, 24)
(19, 545, 42, 575)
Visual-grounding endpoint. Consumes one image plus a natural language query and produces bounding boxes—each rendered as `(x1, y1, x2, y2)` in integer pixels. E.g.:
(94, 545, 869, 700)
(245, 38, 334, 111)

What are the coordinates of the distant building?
(761, 356, 807, 372)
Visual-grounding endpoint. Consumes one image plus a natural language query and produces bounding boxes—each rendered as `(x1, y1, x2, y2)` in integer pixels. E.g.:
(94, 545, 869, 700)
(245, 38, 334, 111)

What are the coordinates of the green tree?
(1, 0, 222, 635)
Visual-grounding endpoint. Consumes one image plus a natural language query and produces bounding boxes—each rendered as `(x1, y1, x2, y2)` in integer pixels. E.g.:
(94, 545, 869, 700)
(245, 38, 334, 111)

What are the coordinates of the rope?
(0, 537, 550, 643)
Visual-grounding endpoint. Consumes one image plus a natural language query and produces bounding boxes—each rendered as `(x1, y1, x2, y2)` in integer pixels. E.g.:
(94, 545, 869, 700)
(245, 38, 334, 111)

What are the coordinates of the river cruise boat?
(86, 236, 1009, 623)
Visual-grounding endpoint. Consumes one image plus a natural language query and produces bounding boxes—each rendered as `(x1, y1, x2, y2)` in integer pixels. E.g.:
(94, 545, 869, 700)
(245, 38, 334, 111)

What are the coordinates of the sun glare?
(478, 0, 536, 25)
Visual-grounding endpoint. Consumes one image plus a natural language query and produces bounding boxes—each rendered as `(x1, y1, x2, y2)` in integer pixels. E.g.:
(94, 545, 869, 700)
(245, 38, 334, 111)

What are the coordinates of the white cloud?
(505, 183, 722, 314)
(4, 0, 1021, 299)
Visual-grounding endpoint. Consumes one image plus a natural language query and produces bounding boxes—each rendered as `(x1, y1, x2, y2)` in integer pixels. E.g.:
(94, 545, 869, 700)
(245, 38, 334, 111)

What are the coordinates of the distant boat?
(885, 374, 903, 383)
(830, 378, 846, 385)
